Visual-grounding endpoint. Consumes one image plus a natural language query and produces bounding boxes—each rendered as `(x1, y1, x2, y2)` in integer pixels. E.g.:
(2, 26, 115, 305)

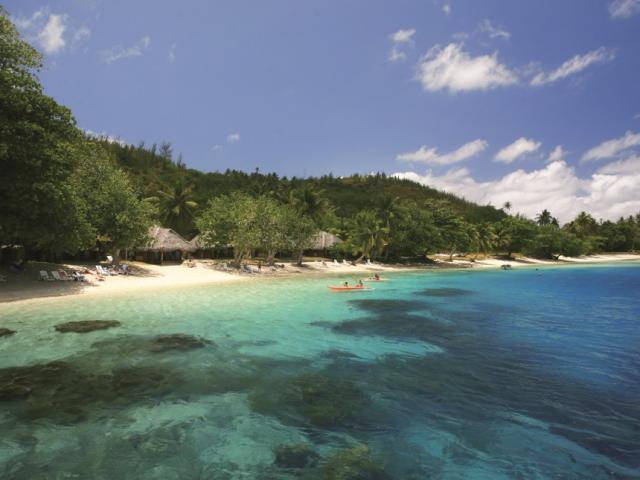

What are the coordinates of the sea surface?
(0, 263, 639, 479)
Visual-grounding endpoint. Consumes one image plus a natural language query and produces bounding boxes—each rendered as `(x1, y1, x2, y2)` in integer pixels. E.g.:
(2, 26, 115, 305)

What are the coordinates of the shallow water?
(1, 263, 639, 479)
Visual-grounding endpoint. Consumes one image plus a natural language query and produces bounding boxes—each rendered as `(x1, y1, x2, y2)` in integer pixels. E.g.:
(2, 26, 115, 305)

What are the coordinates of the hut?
(306, 231, 342, 256)
(136, 226, 196, 264)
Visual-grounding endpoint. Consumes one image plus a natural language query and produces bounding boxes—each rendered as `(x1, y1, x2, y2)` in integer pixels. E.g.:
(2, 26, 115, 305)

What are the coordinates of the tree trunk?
(266, 250, 276, 266)
(296, 249, 304, 266)
(111, 247, 121, 266)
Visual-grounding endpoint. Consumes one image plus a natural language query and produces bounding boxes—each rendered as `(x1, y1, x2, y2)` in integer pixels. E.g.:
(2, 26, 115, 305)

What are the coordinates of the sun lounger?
(72, 272, 86, 282)
(39, 270, 54, 281)
(96, 265, 111, 276)
(52, 271, 72, 281)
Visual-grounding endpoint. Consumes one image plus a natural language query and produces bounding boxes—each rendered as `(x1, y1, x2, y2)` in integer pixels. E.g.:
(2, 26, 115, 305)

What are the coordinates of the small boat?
(328, 285, 371, 292)
(501, 264, 512, 270)
(363, 277, 387, 282)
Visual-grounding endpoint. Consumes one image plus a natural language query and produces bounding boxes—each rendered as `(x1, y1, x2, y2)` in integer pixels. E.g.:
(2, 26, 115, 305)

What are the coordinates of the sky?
(5, 0, 640, 223)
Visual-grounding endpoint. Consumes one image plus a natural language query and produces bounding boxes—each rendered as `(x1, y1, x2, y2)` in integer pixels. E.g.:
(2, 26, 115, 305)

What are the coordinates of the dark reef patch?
(273, 444, 319, 469)
(0, 328, 16, 337)
(55, 320, 121, 333)
(416, 287, 474, 297)
(148, 334, 212, 352)
(323, 445, 390, 480)
(348, 299, 428, 315)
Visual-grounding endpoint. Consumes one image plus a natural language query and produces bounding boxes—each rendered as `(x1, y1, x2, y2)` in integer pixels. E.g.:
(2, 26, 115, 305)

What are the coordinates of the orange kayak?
(328, 285, 370, 291)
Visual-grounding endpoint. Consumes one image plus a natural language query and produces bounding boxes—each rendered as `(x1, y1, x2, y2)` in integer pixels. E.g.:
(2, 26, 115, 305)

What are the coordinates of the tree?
(74, 142, 157, 264)
(475, 223, 497, 257)
(0, 10, 92, 256)
(426, 200, 471, 260)
(154, 180, 198, 235)
(496, 215, 537, 258)
(348, 210, 389, 263)
(536, 209, 558, 227)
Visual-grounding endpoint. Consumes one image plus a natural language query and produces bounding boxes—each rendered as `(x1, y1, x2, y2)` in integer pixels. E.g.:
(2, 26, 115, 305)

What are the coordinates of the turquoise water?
(1, 263, 639, 479)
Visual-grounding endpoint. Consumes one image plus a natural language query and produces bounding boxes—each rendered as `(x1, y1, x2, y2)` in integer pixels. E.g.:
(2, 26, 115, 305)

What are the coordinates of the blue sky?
(6, 0, 640, 222)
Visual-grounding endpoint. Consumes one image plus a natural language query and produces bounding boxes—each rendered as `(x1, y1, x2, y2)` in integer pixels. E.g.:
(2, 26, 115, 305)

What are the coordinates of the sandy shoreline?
(0, 254, 638, 306)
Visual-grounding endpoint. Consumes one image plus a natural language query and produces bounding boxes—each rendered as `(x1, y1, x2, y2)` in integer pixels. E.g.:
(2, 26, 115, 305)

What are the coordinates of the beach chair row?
(39, 270, 85, 282)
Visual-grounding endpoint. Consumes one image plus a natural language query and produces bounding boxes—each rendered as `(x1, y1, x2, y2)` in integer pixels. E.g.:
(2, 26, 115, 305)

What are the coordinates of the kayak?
(328, 285, 371, 291)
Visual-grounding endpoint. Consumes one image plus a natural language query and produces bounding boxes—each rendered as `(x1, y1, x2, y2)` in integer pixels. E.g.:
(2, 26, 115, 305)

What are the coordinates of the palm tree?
(475, 223, 497, 257)
(502, 201, 512, 213)
(155, 181, 198, 235)
(377, 194, 400, 260)
(536, 209, 554, 226)
(288, 185, 332, 226)
(349, 210, 389, 263)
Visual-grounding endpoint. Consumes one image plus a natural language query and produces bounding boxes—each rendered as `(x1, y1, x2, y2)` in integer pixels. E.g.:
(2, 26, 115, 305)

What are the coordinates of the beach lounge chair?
(333, 259, 339, 264)
(96, 265, 111, 276)
(72, 272, 86, 282)
(39, 270, 54, 281)
(342, 259, 348, 265)
(52, 271, 72, 281)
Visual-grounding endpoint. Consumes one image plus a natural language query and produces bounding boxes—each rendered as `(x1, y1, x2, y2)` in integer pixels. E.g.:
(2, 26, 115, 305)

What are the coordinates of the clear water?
(1, 263, 639, 479)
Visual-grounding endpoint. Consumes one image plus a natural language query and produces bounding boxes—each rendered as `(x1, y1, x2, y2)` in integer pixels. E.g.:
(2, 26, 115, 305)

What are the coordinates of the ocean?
(1, 263, 639, 479)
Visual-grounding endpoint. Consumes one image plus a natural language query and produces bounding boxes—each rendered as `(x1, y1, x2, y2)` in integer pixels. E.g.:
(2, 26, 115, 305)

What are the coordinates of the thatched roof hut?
(138, 226, 196, 253)
(136, 226, 195, 264)
(308, 231, 342, 251)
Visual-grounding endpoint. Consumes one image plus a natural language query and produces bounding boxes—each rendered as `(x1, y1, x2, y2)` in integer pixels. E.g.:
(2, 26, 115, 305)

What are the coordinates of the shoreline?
(0, 254, 639, 307)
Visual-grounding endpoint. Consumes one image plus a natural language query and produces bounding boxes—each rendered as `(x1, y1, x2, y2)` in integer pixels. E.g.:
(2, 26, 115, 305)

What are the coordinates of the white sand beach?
(1, 254, 638, 305)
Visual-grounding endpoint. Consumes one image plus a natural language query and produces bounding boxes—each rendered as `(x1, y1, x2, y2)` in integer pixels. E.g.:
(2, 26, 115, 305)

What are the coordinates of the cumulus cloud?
(37, 13, 67, 54)
(388, 28, 416, 62)
(15, 9, 68, 54)
(442, 3, 451, 15)
(609, 0, 640, 18)
(494, 137, 541, 163)
(530, 47, 615, 86)
(479, 19, 510, 40)
(396, 139, 488, 165)
(102, 36, 151, 64)
(393, 161, 640, 223)
(415, 43, 518, 93)
(582, 131, 640, 162)
(598, 155, 640, 174)
(227, 132, 241, 143)
(546, 145, 566, 163)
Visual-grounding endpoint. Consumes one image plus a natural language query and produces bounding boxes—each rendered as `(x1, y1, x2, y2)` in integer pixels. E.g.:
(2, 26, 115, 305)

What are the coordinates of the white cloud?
(396, 139, 488, 165)
(442, 3, 451, 15)
(391, 29, 416, 44)
(227, 133, 241, 143)
(388, 28, 416, 62)
(479, 19, 511, 40)
(634, 113, 640, 120)
(530, 47, 615, 86)
(546, 145, 566, 163)
(581, 131, 640, 162)
(212, 145, 223, 152)
(37, 13, 67, 54)
(415, 43, 518, 93)
(393, 160, 640, 223)
(598, 155, 640, 174)
(494, 137, 541, 163)
(609, 0, 640, 18)
(101, 36, 151, 64)
(168, 43, 177, 63)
